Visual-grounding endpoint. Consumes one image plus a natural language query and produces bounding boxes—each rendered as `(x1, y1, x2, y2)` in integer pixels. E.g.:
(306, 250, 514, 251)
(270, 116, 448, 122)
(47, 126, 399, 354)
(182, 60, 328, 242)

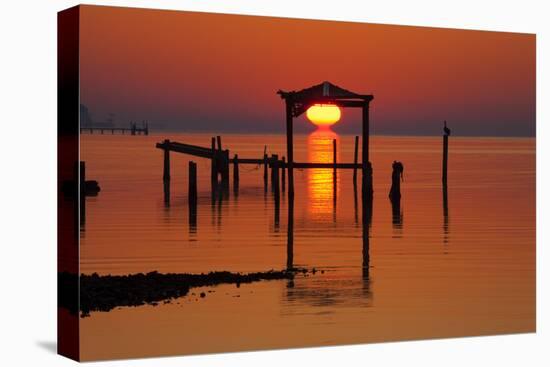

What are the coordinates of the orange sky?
(78, 5, 535, 136)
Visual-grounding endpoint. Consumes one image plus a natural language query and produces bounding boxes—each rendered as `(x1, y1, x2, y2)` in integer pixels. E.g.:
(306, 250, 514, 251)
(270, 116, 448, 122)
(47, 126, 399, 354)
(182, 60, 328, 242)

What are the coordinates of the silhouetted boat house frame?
(277, 81, 374, 196)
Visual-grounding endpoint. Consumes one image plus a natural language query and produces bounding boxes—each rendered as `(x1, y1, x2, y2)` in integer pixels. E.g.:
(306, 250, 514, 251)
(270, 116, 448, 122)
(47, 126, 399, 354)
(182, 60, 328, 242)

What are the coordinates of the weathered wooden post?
(163, 181, 170, 207)
(332, 139, 338, 218)
(353, 135, 359, 184)
(263, 151, 268, 189)
(333, 139, 337, 175)
(79, 161, 85, 225)
(189, 161, 198, 207)
(281, 156, 286, 192)
(233, 154, 239, 184)
(389, 161, 403, 200)
(275, 156, 280, 193)
(362, 101, 373, 197)
(286, 99, 295, 197)
(216, 135, 222, 151)
(271, 154, 279, 189)
(443, 184, 449, 239)
(162, 139, 171, 205)
(162, 139, 171, 183)
(442, 133, 449, 185)
(79, 161, 85, 195)
(210, 137, 217, 185)
(188, 161, 197, 231)
(443, 184, 449, 219)
(221, 149, 230, 187)
(273, 155, 280, 229)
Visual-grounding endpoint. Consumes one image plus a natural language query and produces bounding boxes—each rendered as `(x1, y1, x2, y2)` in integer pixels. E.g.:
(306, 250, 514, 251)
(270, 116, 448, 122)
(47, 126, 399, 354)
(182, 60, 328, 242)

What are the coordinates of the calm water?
(79, 132, 535, 360)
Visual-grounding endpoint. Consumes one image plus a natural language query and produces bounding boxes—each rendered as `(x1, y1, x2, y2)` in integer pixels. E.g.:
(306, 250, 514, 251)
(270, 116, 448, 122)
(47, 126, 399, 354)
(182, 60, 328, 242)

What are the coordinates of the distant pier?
(80, 122, 149, 135)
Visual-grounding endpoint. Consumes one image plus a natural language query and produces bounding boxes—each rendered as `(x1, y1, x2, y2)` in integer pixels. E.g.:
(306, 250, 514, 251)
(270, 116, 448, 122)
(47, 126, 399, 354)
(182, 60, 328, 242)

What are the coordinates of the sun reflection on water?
(307, 128, 340, 222)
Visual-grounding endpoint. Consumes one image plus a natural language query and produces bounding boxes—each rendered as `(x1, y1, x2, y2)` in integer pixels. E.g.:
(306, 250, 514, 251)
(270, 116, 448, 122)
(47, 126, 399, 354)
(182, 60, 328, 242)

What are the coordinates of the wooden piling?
(281, 156, 286, 192)
(273, 156, 280, 229)
(163, 181, 170, 207)
(285, 99, 294, 196)
(188, 161, 197, 231)
(274, 160, 280, 193)
(80, 161, 85, 225)
(263, 152, 268, 188)
(442, 134, 449, 184)
(216, 136, 222, 151)
(333, 139, 337, 176)
(233, 154, 239, 184)
(162, 139, 171, 182)
(271, 154, 279, 189)
(79, 161, 85, 195)
(189, 161, 198, 207)
(353, 135, 359, 183)
(211, 137, 217, 184)
(443, 183, 449, 238)
(221, 149, 230, 184)
(389, 161, 403, 200)
(362, 103, 373, 197)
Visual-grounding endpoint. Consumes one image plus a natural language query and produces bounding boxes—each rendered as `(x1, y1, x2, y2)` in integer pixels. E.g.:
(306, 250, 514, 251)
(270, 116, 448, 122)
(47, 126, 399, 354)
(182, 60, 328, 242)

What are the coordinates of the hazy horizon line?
(141, 128, 535, 139)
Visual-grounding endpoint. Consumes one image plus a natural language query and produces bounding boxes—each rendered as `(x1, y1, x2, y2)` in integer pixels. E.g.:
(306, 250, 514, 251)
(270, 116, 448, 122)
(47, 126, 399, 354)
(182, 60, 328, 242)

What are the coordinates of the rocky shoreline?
(59, 268, 311, 317)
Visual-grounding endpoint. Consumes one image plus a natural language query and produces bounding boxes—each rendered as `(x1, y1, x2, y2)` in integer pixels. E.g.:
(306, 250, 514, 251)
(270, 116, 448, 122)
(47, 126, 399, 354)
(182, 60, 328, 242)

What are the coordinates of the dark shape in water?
(389, 160, 403, 200)
(83, 180, 100, 196)
(59, 268, 312, 317)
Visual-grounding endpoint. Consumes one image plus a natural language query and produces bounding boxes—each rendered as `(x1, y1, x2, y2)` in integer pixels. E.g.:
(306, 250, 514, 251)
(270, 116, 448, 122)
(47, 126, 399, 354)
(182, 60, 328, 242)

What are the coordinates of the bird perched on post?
(392, 161, 404, 181)
(444, 120, 451, 136)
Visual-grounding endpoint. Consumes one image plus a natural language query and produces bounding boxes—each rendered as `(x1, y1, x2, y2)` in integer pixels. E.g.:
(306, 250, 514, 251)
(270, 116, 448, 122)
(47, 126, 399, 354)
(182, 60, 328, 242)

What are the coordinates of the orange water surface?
(78, 132, 535, 360)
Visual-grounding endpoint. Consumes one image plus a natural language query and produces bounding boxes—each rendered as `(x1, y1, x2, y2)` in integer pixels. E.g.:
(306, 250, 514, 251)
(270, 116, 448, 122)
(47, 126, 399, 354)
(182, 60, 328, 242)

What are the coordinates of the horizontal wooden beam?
(156, 140, 362, 169)
(287, 162, 361, 169)
(156, 142, 214, 159)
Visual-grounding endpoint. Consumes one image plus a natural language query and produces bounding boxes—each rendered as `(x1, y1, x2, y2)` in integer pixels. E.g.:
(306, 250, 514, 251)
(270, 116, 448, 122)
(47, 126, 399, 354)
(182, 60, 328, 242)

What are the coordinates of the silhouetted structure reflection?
(391, 198, 403, 230)
(333, 170, 337, 223)
(274, 188, 280, 231)
(282, 188, 373, 312)
(362, 191, 373, 280)
(209, 182, 229, 231)
(443, 184, 449, 245)
(163, 181, 170, 208)
(189, 202, 197, 236)
(286, 194, 294, 270)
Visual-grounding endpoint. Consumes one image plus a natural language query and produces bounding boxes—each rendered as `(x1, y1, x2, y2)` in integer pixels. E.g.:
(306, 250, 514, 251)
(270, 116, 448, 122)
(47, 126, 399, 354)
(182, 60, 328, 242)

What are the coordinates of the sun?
(306, 104, 341, 127)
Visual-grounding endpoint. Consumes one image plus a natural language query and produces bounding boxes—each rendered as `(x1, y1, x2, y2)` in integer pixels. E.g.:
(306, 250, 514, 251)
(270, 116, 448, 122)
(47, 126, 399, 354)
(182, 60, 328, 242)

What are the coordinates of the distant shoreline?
(81, 130, 536, 139)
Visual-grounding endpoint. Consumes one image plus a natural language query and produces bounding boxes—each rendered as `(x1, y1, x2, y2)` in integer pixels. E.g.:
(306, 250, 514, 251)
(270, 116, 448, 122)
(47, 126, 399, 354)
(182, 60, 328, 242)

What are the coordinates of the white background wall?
(0, 1, 547, 366)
